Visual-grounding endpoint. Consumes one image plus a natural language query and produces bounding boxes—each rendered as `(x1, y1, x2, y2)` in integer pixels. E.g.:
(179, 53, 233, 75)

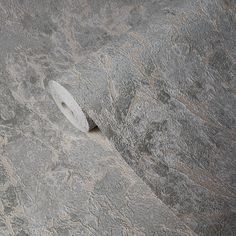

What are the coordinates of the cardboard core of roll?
(48, 80, 93, 132)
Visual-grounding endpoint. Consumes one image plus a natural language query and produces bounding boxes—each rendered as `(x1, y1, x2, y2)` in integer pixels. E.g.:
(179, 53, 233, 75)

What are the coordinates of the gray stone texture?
(0, 83, 195, 236)
(0, 0, 235, 235)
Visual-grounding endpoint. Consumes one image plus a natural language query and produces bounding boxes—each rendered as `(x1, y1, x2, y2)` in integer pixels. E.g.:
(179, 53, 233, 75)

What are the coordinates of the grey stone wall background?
(0, 0, 235, 235)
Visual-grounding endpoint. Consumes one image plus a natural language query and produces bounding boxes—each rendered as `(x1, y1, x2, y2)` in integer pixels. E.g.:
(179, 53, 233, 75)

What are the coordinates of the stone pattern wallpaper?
(0, 0, 235, 235)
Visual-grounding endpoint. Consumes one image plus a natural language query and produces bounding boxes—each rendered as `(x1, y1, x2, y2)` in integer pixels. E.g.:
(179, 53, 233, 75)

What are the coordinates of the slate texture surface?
(0, 0, 235, 235)
(0, 83, 197, 236)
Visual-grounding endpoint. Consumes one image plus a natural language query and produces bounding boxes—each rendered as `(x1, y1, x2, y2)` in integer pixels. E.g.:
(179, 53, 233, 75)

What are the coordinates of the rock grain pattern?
(0, 0, 235, 235)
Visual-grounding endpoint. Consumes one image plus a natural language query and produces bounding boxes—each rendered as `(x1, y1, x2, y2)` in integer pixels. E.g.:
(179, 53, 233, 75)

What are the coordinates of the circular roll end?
(48, 80, 96, 132)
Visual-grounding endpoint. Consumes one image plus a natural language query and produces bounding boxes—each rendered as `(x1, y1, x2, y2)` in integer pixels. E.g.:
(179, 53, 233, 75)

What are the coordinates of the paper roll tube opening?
(48, 80, 97, 132)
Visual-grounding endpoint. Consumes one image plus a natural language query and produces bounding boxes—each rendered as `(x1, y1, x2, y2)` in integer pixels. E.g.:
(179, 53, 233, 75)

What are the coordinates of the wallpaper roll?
(48, 0, 236, 235)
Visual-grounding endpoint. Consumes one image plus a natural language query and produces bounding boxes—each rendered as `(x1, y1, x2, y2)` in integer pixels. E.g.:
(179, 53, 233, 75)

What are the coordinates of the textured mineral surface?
(0, 0, 235, 235)
(0, 80, 196, 235)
